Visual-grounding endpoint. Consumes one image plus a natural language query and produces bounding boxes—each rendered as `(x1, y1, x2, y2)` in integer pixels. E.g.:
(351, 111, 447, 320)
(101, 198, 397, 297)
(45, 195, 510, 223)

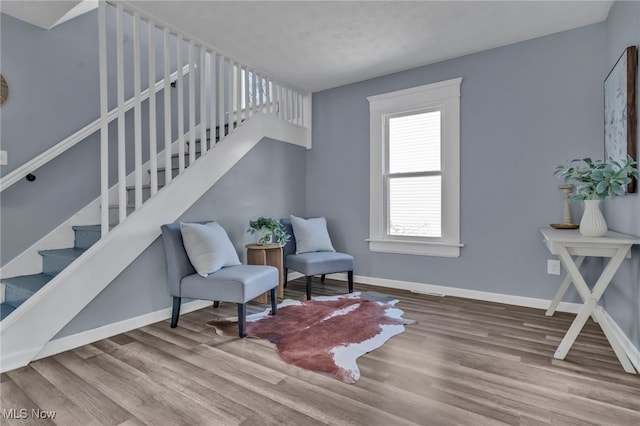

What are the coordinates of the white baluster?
(133, 13, 143, 209)
(252, 71, 259, 114)
(98, 0, 109, 237)
(274, 82, 281, 119)
(236, 62, 242, 126)
(116, 4, 126, 223)
(163, 28, 172, 186)
(218, 54, 225, 140)
(148, 19, 158, 196)
(200, 46, 207, 153)
(265, 78, 271, 115)
(188, 40, 196, 167)
(177, 34, 185, 173)
(244, 67, 250, 119)
(210, 51, 216, 145)
(228, 61, 235, 134)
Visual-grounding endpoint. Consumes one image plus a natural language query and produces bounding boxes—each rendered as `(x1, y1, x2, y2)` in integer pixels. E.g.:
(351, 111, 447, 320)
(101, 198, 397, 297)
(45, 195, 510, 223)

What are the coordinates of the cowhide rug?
(206, 292, 415, 383)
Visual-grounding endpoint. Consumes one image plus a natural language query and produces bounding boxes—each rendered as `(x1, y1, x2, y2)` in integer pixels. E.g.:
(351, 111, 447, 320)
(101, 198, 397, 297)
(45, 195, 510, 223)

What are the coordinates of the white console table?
(540, 227, 640, 374)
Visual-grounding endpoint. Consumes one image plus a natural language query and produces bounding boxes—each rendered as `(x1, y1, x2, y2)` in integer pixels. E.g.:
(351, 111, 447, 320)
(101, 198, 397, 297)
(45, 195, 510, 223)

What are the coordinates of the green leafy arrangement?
(554, 155, 638, 201)
(247, 217, 291, 246)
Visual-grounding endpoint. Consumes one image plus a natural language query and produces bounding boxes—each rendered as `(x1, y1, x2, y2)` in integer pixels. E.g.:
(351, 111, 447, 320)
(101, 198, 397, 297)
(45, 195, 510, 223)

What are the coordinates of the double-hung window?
(367, 78, 462, 257)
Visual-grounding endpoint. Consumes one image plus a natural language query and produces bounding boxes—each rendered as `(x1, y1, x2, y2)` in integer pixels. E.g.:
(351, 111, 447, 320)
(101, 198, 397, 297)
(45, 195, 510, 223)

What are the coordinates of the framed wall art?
(604, 45, 637, 194)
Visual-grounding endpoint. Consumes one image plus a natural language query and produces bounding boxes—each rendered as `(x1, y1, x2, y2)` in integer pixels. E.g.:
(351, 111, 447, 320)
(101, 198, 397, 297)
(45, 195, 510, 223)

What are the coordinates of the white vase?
(579, 200, 608, 237)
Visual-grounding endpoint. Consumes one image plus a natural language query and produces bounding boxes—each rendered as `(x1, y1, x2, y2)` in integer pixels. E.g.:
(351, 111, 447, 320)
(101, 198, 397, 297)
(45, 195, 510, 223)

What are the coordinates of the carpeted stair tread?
(39, 247, 86, 275)
(39, 247, 87, 258)
(2, 273, 54, 310)
(0, 303, 16, 321)
(2, 273, 54, 292)
(72, 225, 102, 232)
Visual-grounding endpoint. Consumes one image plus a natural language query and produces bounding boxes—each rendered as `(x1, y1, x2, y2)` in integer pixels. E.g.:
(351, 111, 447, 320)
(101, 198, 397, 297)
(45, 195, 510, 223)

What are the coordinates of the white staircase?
(0, 1, 310, 372)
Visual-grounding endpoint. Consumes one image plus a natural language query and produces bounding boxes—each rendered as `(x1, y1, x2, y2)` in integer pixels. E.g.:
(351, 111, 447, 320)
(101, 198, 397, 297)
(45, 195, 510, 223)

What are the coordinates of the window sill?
(366, 238, 463, 258)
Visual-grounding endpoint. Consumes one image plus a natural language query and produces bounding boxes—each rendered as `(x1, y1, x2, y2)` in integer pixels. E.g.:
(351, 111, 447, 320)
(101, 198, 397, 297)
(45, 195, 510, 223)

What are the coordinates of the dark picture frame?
(604, 45, 637, 194)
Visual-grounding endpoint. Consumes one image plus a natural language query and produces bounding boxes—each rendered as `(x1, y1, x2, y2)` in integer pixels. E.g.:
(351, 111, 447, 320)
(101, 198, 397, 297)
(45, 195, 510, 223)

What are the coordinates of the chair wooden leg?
(348, 271, 354, 293)
(270, 288, 277, 315)
(283, 268, 288, 288)
(321, 274, 326, 282)
(171, 297, 181, 328)
(237, 303, 246, 338)
(213, 301, 220, 308)
(306, 276, 313, 300)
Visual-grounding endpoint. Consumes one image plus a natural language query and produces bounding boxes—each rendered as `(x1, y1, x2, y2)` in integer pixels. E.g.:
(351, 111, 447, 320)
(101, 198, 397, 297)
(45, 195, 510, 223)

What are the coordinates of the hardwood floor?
(2, 277, 639, 425)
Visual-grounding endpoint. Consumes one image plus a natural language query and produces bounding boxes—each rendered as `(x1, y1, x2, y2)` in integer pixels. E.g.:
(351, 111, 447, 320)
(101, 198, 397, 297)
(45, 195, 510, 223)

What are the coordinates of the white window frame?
(367, 78, 463, 257)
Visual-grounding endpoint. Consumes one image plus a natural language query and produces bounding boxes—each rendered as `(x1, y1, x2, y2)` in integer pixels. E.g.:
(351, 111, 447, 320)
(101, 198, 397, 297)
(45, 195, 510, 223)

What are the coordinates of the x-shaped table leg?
(553, 245, 636, 373)
(545, 255, 585, 316)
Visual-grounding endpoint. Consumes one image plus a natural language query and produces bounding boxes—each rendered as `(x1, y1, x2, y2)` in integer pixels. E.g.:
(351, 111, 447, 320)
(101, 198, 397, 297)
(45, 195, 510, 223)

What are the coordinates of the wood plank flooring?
(2, 277, 639, 425)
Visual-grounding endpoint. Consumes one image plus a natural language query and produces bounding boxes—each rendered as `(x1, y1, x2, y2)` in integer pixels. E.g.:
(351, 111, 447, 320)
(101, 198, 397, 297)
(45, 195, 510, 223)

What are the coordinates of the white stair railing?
(0, 0, 309, 236)
(98, 0, 308, 237)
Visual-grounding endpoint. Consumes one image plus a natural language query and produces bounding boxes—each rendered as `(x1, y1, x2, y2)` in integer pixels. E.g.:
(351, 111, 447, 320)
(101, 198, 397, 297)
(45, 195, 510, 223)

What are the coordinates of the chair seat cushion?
(181, 265, 278, 304)
(286, 252, 354, 276)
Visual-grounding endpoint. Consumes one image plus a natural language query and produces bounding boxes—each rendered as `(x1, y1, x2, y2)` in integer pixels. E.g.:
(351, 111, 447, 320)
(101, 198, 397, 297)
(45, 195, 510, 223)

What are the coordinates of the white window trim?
(367, 78, 463, 257)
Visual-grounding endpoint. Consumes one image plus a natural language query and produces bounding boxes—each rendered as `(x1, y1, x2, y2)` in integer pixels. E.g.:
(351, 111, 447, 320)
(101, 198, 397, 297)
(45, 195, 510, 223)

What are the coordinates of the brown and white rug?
(207, 292, 415, 383)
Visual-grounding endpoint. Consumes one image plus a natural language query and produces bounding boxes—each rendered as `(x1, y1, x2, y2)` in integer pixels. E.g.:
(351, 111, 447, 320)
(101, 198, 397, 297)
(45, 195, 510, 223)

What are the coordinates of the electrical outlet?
(547, 259, 561, 275)
(0, 150, 7, 166)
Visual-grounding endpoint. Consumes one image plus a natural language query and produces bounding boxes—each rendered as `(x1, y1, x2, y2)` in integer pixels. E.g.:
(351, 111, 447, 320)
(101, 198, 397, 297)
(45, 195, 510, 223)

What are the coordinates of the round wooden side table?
(245, 244, 284, 303)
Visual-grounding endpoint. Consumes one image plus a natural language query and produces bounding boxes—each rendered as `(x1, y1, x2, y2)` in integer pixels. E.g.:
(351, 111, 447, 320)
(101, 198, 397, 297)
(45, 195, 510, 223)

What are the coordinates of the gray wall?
(307, 23, 607, 301)
(1, 12, 102, 263)
(55, 137, 306, 338)
(602, 1, 640, 350)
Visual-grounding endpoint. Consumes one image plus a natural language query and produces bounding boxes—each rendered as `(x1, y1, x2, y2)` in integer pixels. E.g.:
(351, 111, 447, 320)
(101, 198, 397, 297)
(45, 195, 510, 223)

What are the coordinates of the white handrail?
(0, 63, 192, 193)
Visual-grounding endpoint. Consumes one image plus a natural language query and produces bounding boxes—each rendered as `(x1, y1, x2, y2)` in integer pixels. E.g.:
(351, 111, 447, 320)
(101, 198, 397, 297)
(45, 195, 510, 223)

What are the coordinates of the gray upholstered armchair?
(280, 217, 354, 300)
(160, 221, 278, 337)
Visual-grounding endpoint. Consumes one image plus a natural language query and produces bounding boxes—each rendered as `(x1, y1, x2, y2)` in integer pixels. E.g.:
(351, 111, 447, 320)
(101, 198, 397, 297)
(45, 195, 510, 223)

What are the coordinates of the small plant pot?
(256, 229, 273, 245)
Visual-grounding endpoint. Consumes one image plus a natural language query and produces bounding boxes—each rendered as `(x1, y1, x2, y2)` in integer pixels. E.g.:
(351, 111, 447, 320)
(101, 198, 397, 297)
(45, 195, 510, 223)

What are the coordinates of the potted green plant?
(554, 155, 638, 236)
(247, 217, 291, 246)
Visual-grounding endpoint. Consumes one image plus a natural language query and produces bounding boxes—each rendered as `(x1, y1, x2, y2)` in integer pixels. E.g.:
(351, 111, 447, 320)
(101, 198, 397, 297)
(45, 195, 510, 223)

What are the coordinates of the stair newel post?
(163, 27, 172, 186)
(98, 0, 109, 237)
(148, 19, 158, 197)
(199, 46, 207, 154)
(133, 12, 143, 209)
(116, 3, 127, 224)
(188, 40, 196, 167)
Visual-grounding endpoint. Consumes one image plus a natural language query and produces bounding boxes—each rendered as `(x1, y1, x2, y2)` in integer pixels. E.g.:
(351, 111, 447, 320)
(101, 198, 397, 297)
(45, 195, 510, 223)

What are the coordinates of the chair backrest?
(280, 218, 296, 260)
(160, 221, 207, 296)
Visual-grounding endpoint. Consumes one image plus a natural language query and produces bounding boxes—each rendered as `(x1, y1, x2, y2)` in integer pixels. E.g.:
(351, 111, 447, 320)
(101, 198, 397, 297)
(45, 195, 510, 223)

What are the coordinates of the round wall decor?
(0, 74, 8, 106)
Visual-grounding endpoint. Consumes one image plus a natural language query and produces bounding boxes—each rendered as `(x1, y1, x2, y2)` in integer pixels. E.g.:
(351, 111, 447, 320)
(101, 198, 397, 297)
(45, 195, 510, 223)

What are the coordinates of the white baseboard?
(600, 308, 640, 372)
(295, 271, 639, 372)
(311, 272, 584, 314)
(33, 300, 211, 362)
